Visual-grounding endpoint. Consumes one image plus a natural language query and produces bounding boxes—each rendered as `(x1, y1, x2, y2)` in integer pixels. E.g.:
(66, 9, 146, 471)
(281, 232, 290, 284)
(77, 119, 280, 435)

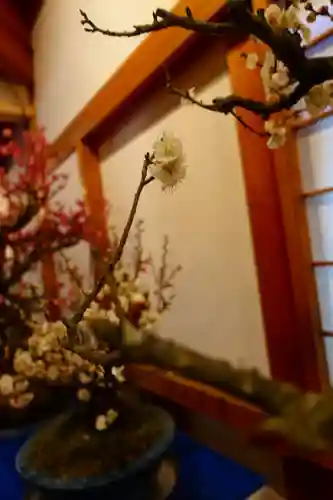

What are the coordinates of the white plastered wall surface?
(33, 0, 176, 142)
(33, 1, 269, 373)
(100, 68, 269, 373)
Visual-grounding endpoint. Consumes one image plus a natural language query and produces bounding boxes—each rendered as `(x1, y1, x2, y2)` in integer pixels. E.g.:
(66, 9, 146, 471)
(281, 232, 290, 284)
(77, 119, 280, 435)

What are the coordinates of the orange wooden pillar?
(76, 141, 109, 275)
(226, 1, 333, 494)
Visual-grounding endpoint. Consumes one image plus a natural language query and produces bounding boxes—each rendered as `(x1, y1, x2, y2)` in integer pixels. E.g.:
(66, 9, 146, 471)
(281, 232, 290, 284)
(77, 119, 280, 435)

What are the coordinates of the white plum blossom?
(260, 51, 295, 100)
(0, 191, 10, 219)
(14, 379, 29, 393)
(95, 414, 107, 431)
(47, 365, 60, 381)
(4, 245, 14, 261)
(10, 392, 34, 409)
(260, 50, 278, 100)
(130, 292, 146, 305)
(95, 409, 118, 431)
(106, 408, 118, 425)
(150, 132, 187, 189)
(111, 365, 126, 384)
(245, 53, 259, 70)
(14, 350, 35, 377)
(119, 295, 129, 312)
(264, 4, 310, 42)
(280, 5, 301, 30)
(264, 4, 283, 27)
(265, 120, 287, 149)
(77, 388, 91, 402)
(13, 322, 106, 396)
(0, 374, 14, 396)
(271, 62, 290, 90)
(138, 309, 160, 331)
(304, 82, 333, 116)
(106, 309, 120, 324)
(28, 321, 68, 357)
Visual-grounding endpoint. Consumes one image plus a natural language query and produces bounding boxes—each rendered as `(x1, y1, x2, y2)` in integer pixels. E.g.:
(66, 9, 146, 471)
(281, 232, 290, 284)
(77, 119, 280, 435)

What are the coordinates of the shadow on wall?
(99, 36, 230, 161)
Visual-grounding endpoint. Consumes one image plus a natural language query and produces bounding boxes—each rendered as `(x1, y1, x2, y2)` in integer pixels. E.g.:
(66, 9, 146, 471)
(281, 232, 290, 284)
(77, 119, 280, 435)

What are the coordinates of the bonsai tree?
(75, 0, 333, 452)
(0, 127, 93, 415)
(0, 133, 185, 481)
(4, 3, 333, 488)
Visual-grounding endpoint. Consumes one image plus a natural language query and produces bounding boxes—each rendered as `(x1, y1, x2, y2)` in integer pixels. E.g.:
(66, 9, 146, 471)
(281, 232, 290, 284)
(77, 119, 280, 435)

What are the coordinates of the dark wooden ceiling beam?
(0, 0, 33, 85)
(0, 25, 32, 85)
(0, 0, 31, 46)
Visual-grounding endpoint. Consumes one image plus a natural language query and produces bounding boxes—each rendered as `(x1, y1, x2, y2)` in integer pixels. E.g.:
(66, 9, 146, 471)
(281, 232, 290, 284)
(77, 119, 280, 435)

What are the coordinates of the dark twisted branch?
(68, 154, 154, 329)
(80, 0, 333, 120)
(79, 8, 235, 38)
(167, 81, 268, 134)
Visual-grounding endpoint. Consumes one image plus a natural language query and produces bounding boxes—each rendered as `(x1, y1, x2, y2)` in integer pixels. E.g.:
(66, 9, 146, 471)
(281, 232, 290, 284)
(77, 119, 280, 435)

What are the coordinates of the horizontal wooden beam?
(127, 364, 333, 472)
(292, 109, 333, 131)
(303, 186, 333, 198)
(307, 27, 333, 50)
(50, 0, 230, 162)
(127, 364, 264, 434)
(312, 261, 333, 267)
(0, 101, 34, 121)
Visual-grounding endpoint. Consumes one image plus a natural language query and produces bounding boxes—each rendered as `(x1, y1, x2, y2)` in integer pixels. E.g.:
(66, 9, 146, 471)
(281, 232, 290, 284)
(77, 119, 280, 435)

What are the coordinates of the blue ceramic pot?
(0, 424, 36, 500)
(16, 405, 175, 500)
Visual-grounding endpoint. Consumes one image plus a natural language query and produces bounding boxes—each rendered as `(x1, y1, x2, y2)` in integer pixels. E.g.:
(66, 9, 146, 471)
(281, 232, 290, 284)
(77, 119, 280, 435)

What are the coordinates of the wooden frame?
(0, 84, 34, 121)
(42, 1, 333, 494)
(46, 0, 324, 406)
(48, 0, 326, 392)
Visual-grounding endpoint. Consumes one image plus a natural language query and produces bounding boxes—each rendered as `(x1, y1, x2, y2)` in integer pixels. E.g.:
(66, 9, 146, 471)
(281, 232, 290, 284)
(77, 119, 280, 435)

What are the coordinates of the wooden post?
(76, 140, 109, 276)
(282, 457, 333, 499)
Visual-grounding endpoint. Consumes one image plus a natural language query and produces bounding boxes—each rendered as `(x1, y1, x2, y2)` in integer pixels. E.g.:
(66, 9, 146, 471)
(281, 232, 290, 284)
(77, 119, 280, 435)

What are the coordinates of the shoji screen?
(294, 17, 333, 383)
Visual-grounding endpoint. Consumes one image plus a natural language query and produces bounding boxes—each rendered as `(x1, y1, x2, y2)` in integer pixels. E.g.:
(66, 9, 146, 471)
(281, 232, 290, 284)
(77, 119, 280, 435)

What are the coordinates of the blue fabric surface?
(0, 427, 32, 500)
(169, 433, 264, 500)
(0, 428, 263, 499)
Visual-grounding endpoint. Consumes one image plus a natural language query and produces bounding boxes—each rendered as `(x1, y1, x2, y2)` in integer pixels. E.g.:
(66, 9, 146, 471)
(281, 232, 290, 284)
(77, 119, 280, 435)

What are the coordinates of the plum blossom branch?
(79, 7, 235, 38)
(167, 81, 268, 136)
(68, 154, 154, 328)
(80, 0, 333, 148)
(4, 238, 80, 290)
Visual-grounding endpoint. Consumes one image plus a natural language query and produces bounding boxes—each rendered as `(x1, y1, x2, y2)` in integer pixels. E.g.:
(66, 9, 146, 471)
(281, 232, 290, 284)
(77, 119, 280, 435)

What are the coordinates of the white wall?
(33, 0, 175, 142)
(100, 70, 269, 372)
(33, 1, 269, 373)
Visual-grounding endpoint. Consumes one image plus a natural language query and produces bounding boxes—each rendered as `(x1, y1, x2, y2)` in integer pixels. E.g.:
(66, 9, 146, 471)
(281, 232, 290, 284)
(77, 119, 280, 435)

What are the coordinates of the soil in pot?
(21, 404, 173, 480)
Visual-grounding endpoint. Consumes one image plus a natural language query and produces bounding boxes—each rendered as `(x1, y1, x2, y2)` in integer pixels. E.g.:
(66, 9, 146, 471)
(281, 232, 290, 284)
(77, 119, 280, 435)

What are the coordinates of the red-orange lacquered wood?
(127, 364, 264, 434)
(227, 41, 320, 389)
(76, 141, 109, 276)
(127, 364, 333, 474)
(273, 135, 328, 389)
